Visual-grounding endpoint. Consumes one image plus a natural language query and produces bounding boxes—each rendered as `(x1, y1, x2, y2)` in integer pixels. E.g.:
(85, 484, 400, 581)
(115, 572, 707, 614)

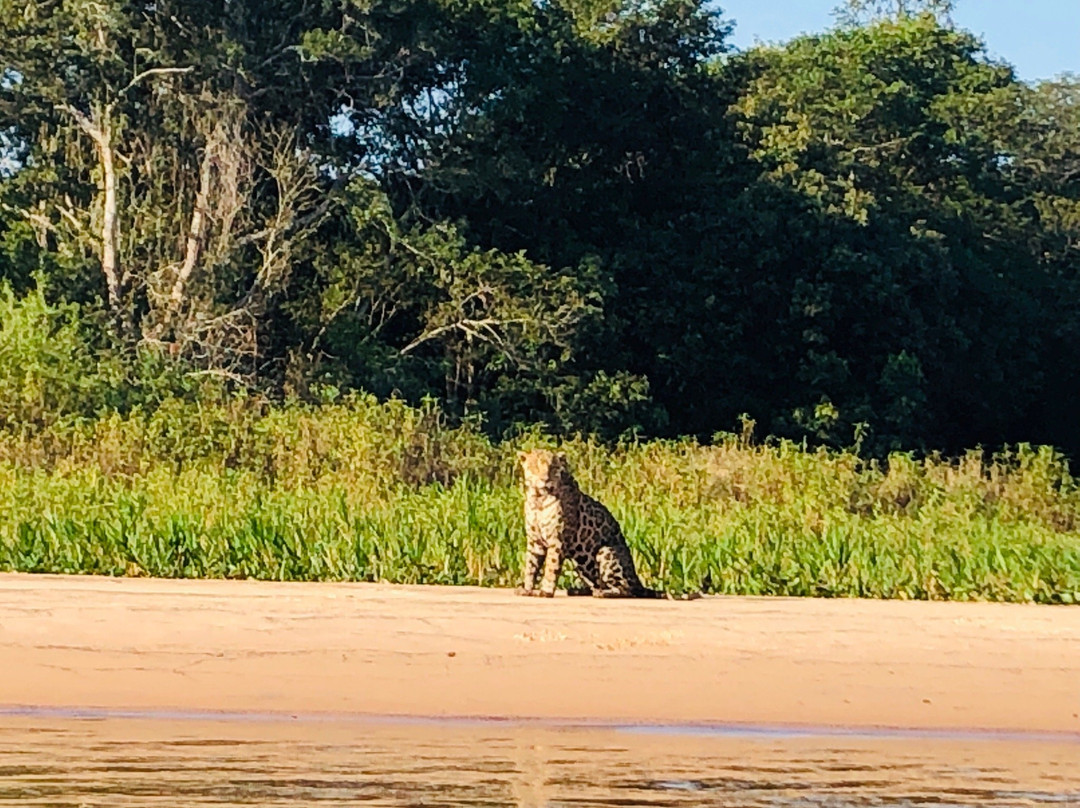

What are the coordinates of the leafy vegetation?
(0, 0, 1077, 452)
(1, 395, 1078, 602)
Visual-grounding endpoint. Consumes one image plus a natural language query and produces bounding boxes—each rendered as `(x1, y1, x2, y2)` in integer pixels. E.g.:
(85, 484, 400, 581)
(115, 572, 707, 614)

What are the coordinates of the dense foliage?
(1, 395, 1078, 601)
(1, 0, 1079, 454)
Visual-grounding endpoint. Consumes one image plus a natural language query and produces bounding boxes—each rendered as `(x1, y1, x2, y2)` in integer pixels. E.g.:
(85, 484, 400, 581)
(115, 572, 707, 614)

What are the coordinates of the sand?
(1, 573, 1078, 735)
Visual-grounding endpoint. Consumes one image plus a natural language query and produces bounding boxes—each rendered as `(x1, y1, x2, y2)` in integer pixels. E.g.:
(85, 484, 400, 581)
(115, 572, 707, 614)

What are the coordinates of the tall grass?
(1, 394, 1078, 602)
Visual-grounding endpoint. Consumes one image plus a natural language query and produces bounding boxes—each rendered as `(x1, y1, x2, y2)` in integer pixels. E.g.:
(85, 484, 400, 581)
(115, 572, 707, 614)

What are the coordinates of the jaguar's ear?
(517, 450, 528, 465)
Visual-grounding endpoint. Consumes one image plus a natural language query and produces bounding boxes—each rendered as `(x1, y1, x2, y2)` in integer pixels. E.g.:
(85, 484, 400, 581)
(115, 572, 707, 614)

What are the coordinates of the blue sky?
(719, 1, 1079, 82)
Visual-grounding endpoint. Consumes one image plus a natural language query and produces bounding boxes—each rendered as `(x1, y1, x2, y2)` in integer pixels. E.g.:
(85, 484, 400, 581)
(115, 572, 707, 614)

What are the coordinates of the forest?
(1, 0, 1079, 455)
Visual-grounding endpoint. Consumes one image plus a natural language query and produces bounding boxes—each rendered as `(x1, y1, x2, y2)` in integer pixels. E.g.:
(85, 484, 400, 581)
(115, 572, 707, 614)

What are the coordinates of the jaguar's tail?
(638, 587, 703, 600)
(574, 585, 702, 599)
(635, 587, 665, 599)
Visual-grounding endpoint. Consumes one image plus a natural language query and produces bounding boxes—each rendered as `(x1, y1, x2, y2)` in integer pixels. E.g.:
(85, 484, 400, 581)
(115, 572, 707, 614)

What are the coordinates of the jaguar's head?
(518, 449, 570, 492)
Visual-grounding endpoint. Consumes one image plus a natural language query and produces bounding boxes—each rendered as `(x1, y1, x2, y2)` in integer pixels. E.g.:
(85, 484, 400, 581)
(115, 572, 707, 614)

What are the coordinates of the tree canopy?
(1, 0, 1078, 453)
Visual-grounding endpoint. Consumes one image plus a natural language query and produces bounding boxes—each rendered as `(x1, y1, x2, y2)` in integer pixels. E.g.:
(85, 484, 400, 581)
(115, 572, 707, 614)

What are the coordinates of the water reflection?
(0, 716, 1077, 807)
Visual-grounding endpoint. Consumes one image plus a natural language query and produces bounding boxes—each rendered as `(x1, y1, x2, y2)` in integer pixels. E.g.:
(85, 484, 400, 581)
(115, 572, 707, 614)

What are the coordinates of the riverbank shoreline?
(1, 573, 1077, 735)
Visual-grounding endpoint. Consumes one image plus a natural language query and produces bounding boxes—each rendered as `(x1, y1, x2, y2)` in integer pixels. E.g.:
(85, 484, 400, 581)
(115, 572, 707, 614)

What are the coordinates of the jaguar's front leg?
(517, 543, 547, 596)
(538, 543, 564, 598)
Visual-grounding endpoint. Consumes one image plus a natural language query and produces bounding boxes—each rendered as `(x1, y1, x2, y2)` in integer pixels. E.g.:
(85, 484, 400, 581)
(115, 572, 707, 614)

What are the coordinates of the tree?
(835, 0, 955, 25)
(0, 1, 191, 317)
(0, 1, 384, 374)
(727, 14, 1070, 450)
(361, 0, 738, 434)
(3, 0, 1080, 453)
(291, 179, 654, 434)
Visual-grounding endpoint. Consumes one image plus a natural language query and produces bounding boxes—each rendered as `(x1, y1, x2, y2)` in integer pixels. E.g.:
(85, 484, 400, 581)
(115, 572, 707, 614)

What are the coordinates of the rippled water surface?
(1, 715, 1078, 807)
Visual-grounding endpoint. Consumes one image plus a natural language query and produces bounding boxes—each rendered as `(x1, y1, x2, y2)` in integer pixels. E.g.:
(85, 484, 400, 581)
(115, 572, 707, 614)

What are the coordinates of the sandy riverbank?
(0, 573, 1077, 734)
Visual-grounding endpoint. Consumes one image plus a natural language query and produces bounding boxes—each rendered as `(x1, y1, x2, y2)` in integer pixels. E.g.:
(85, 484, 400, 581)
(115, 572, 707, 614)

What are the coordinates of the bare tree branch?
(57, 103, 122, 310)
(170, 147, 212, 306)
(400, 317, 527, 356)
(122, 66, 194, 95)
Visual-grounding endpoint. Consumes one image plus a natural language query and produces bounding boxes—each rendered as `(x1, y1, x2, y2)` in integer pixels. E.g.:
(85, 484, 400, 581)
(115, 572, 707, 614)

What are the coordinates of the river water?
(1, 713, 1078, 807)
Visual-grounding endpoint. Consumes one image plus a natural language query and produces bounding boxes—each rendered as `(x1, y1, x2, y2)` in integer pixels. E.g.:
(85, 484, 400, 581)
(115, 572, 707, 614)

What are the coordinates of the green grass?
(1, 394, 1078, 602)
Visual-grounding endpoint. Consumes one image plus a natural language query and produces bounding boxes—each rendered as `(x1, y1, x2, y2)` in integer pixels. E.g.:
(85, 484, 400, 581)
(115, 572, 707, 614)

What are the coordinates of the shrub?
(0, 282, 115, 430)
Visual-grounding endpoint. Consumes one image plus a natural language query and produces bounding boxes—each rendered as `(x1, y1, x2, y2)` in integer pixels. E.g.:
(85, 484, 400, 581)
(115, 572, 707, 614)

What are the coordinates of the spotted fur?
(516, 449, 661, 598)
